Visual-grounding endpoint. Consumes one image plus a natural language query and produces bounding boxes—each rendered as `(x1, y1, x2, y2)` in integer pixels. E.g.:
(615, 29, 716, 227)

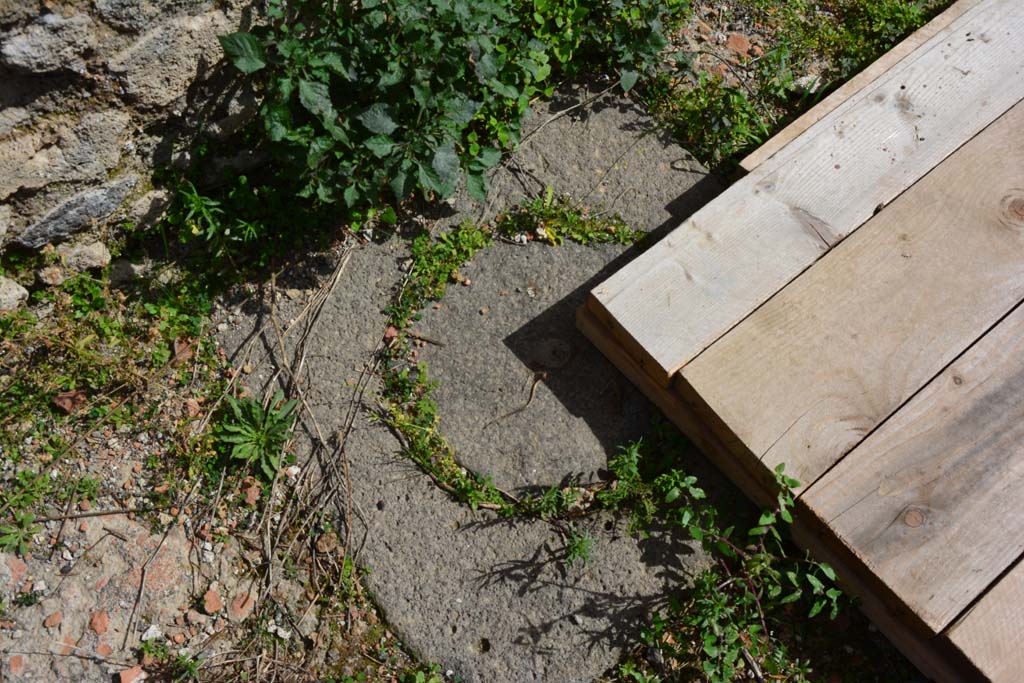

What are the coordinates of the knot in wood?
(999, 191, 1024, 229)
(903, 508, 927, 528)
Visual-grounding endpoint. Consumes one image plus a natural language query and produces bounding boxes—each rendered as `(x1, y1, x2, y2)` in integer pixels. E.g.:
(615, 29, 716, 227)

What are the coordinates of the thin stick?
(741, 646, 766, 683)
(407, 330, 445, 347)
(122, 479, 201, 650)
(34, 506, 162, 524)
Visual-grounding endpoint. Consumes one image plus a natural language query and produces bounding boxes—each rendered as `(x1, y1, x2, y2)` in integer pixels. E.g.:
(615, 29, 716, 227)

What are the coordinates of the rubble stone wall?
(0, 0, 257, 255)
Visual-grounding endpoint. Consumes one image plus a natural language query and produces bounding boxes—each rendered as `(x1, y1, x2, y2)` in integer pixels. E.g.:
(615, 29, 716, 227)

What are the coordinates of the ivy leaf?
(619, 68, 640, 93)
(466, 171, 487, 201)
(390, 170, 413, 202)
(357, 103, 399, 135)
(474, 51, 499, 82)
(488, 79, 519, 100)
(263, 104, 291, 142)
(322, 53, 354, 80)
(475, 146, 502, 169)
(418, 160, 457, 198)
(219, 33, 266, 74)
(417, 162, 443, 195)
(447, 97, 481, 126)
(378, 63, 405, 88)
(431, 140, 460, 184)
(364, 135, 396, 158)
(298, 79, 336, 122)
(343, 185, 360, 207)
(306, 136, 334, 167)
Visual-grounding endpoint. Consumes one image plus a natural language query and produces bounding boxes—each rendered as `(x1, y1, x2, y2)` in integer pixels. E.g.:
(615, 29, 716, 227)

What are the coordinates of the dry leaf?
(171, 338, 194, 366)
(243, 483, 261, 506)
(52, 389, 88, 415)
(184, 398, 202, 418)
(383, 325, 399, 343)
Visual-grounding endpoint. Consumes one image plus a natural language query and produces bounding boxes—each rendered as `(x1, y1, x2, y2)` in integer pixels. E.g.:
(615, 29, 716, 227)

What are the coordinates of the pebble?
(118, 664, 146, 683)
(140, 624, 163, 641)
(90, 610, 110, 635)
(203, 586, 223, 614)
(43, 611, 62, 628)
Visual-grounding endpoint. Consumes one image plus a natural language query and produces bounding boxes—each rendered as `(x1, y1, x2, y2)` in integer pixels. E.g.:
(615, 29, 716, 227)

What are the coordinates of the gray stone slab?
(416, 242, 652, 493)
(12, 177, 136, 248)
(215, 89, 728, 682)
(449, 82, 721, 235)
(218, 240, 711, 683)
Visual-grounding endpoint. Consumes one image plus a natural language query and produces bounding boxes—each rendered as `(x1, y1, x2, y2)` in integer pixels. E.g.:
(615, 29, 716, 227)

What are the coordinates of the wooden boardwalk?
(578, 1, 1024, 679)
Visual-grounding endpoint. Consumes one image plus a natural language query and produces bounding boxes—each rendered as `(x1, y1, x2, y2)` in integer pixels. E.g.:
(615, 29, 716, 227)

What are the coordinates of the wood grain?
(802, 301, 1024, 633)
(589, 0, 1024, 382)
(739, 0, 980, 172)
(945, 558, 1024, 682)
(680, 99, 1024, 490)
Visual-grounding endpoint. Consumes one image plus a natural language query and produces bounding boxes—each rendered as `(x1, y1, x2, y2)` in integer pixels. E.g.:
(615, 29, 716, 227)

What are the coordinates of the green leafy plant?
(643, 0, 947, 170)
(0, 511, 41, 556)
(601, 426, 844, 682)
(215, 390, 298, 481)
(400, 667, 445, 683)
(215, 0, 688, 222)
(1, 470, 53, 513)
(494, 187, 645, 246)
(643, 69, 773, 169)
(563, 525, 595, 567)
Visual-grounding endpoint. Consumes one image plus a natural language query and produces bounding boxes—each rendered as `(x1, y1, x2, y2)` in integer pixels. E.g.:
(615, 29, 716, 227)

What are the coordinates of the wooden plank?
(589, 0, 1024, 383)
(576, 305, 775, 508)
(802, 302, 1024, 633)
(791, 516, 980, 683)
(739, 0, 980, 173)
(580, 308, 984, 680)
(679, 100, 1024, 490)
(945, 558, 1024, 682)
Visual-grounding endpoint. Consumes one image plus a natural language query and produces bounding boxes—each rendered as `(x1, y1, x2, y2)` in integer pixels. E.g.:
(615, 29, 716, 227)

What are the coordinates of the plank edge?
(738, 0, 980, 173)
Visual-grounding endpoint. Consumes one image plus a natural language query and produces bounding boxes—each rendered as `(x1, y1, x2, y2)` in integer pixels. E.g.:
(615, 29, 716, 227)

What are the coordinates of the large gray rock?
(0, 105, 31, 136)
(0, 12, 96, 73)
(106, 9, 233, 108)
(13, 177, 136, 248)
(58, 240, 112, 272)
(0, 0, 37, 27)
(0, 275, 28, 312)
(0, 204, 9, 242)
(94, 0, 160, 32)
(0, 110, 131, 201)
